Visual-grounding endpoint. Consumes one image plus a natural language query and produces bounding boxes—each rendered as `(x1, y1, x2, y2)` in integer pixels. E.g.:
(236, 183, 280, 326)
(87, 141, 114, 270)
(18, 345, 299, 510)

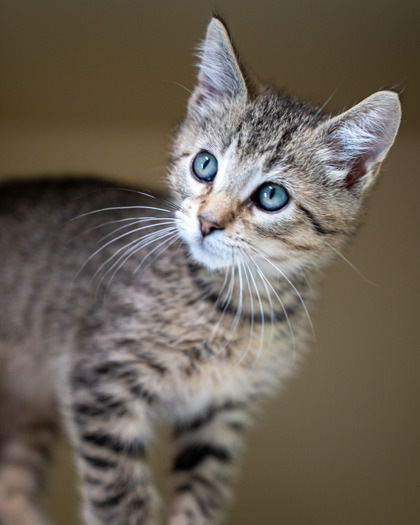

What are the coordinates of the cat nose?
(198, 214, 224, 237)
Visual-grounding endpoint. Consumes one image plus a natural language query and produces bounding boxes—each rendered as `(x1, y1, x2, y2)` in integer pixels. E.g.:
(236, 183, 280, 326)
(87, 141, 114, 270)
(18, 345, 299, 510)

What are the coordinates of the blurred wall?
(1, 1, 419, 524)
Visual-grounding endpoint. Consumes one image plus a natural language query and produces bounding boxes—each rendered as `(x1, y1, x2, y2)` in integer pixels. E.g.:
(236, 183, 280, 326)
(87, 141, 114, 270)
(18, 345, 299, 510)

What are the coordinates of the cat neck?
(187, 259, 315, 324)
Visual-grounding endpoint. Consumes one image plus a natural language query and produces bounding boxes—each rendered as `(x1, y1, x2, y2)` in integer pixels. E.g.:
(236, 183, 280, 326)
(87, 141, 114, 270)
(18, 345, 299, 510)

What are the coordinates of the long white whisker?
(250, 257, 296, 357)
(101, 227, 178, 281)
(161, 79, 193, 95)
(216, 262, 244, 357)
(90, 216, 176, 235)
(244, 261, 265, 369)
(113, 187, 184, 213)
(237, 263, 255, 366)
(134, 231, 179, 273)
(198, 267, 230, 328)
(99, 227, 178, 297)
(251, 247, 315, 341)
(70, 204, 174, 223)
(209, 263, 235, 347)
(324, 241, 378, 286)
(98, 218, 177, 244)
(249, 257, 275, 347)
(75, 221, 178, 282)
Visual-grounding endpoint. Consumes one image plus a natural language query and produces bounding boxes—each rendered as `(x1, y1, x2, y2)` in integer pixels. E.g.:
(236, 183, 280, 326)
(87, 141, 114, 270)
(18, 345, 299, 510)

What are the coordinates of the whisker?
(70, 204, 174, 223)
(250, 257, 296, 358)
(248, 256, 275, 347)
(74, 221, 178, 282)
(215, 261, 244, 357)
(112, 187, 183, 214)
(77, 216, 176, 239)
(250, 246, 315, 342)
(98, 227, 178, 296)
(100, 227, 178, 282)
(161, 79, 193, 95)
(133, 231, 180, 274)
(244, 261, 265, 369)
(208, 263, 236, 347)
(103, 231, 179, 299)
(236, 262, 255, 366)
(195, 267, 229, 332)
(98, 218, 178, 244)
(324, 241, 378, 286)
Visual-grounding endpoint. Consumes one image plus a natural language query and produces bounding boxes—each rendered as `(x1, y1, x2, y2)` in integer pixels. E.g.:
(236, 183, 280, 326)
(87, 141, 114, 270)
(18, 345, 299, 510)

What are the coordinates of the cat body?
(0, 17, 400, 525)
(0, 179, 303, 525)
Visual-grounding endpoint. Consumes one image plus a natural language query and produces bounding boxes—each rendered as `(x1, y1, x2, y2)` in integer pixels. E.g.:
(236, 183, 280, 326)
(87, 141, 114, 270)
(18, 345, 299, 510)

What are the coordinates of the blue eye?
(253, 183, 289, 212)
(192, 151, 218, 182)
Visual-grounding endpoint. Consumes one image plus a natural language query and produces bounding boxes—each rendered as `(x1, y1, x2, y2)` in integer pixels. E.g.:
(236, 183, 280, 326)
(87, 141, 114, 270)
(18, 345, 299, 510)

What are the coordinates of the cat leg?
(0, 401, 58, 525)
(66, 357, 162, 525)
(168, 401, 250, 525)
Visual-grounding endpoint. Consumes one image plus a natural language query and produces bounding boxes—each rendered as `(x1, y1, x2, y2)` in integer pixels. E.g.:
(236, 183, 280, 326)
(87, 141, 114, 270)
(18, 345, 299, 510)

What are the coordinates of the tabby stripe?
(195, 494, 212, 519)
(298, 204, 338, 235)
(81, 454, 116, 469)
(92, 490, 126, 509)
(191, 473, 221, 493)
(176, 483, 193, 493)
(188, 268, 296, 323)
(130, 384, 156, 404)
(174, 402, 245, 436)
(175, 485, 214, 519)
(173, 444, 231, 472)
(140, 353, 168, 375)
(106, 344, 168, 375)
(84, 475, 102, 486)
(82, 432, 145, 458)
(228, 421, 245, 433)
(74, 401, 127, 418)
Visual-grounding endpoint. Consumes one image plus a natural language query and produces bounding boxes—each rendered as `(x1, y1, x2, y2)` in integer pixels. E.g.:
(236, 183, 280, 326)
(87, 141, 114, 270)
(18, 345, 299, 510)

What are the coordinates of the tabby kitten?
(0, 16, 400, 525)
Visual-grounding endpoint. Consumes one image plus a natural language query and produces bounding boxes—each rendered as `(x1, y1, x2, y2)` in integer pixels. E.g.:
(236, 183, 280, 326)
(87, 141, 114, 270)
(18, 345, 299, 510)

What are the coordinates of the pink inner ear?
(345, 154, 368, 189)
(344, 142, 383, 189)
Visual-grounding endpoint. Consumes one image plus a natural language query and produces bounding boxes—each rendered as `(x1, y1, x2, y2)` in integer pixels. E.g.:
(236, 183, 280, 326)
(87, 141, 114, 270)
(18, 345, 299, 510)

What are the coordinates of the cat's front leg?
(168, 400, 251, 525)
(65, 357, 161, 525)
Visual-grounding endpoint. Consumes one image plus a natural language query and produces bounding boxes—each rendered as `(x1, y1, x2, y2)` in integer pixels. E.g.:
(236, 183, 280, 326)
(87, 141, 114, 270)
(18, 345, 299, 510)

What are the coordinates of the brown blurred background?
(1, 1, 419, 524)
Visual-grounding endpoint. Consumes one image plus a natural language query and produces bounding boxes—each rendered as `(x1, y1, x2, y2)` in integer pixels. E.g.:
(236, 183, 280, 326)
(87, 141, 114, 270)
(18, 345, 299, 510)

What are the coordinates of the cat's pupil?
(192, 151, 218, 182)
(253, 182, 289, 212)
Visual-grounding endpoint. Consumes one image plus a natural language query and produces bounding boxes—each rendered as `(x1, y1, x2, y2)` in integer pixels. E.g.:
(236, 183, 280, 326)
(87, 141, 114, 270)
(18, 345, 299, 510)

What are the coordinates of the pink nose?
(198, 215, 224, 237)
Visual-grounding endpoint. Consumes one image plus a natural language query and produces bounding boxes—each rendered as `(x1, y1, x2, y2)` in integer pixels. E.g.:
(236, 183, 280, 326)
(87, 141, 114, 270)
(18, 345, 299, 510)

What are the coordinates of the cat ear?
(317, 91, 401, 189)
(188, 17, 248, 114)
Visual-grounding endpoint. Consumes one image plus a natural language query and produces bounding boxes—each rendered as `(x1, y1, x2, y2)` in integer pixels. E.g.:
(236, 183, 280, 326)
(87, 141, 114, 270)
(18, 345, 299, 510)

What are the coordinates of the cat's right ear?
(314, 91, 401, 191)
(188, 17, 248, 115)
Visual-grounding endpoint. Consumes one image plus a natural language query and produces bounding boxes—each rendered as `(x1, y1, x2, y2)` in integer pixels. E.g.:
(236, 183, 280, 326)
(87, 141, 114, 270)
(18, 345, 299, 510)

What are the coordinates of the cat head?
(169, 17, 401, 275)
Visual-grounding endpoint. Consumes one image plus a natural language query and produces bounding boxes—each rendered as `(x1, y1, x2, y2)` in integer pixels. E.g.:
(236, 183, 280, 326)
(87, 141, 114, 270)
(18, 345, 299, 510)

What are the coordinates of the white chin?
(188, 243, 231, 271)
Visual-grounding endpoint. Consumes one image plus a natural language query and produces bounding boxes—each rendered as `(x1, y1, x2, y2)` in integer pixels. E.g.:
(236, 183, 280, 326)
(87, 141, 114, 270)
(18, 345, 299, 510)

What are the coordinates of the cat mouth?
(189, 236, 233, 270)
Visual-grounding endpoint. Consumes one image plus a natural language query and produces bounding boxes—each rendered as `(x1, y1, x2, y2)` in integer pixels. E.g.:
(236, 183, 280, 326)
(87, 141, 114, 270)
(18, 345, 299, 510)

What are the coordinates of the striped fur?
(0, 17, 400, 525)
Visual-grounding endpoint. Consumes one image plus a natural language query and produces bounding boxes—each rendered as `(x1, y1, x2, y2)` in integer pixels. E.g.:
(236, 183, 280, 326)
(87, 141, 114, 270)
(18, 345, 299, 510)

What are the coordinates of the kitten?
(0, 16, 400, 525)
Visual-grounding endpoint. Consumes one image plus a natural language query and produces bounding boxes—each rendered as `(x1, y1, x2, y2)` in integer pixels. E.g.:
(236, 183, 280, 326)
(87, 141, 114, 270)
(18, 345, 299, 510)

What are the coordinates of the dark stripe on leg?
(82, 432, 145, 458)
(174, 402, 245, 437)
(92, 490, 126, 509)
(81, 454, 116, 469)
(173, 444, 231, 472)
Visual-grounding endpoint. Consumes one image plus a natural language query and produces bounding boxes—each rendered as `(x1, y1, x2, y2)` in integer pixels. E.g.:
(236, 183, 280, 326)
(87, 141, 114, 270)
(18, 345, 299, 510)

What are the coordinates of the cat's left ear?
(188, 17, 249, 115)
(316, 91, 401, 189)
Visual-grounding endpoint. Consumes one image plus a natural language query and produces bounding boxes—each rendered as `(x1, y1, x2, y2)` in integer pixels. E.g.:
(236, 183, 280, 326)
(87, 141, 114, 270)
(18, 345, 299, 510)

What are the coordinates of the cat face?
(172, 99, 318, 272)
(170, 18, 401, 275)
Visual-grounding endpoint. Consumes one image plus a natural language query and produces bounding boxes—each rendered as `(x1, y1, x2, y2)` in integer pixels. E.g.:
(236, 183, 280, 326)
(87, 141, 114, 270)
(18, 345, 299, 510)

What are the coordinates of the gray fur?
(0, 17, 400, 525)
